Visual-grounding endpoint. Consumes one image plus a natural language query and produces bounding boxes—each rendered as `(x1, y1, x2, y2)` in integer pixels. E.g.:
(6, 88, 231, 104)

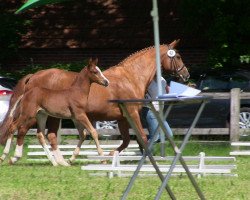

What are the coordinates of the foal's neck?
(72, 68, 91, 94)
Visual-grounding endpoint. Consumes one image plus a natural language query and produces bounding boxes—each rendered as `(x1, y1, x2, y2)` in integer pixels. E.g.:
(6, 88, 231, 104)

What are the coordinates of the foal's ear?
(88, 58, 93, 65)
(94, 58, 98, 65)
(169, 39, 180, 48)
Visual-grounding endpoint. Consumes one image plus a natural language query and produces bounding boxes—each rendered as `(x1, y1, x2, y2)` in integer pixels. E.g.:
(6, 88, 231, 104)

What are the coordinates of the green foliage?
(0, 60, 87, 80)
(0, 10, 29, 65)
(180, 0, 250, 70)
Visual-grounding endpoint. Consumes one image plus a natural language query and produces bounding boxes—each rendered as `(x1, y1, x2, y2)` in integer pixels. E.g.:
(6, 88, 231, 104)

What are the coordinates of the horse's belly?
(38, 107, 72, 119)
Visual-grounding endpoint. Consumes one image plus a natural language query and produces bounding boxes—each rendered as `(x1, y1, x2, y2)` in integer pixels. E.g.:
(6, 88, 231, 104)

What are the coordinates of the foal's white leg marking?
(9, 95, 23, 117)
(37, 132, 58, 166)
(0, 135, 13, 163)
(53, 149, 70, 167)
(88, 127, 106, 164)
(9, 144, 23, 164)
(68, 129, 87, 164)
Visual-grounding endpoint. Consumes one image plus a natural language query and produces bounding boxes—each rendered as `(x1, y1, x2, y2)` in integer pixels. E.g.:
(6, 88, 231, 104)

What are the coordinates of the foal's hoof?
(101, 160, 107, 164)
(67, 159, 73, 165)
(0, 158, 4, 164)
(50, 161, 59, 167)
(58, 160, 71, 167)
(8, 157, 17, 165)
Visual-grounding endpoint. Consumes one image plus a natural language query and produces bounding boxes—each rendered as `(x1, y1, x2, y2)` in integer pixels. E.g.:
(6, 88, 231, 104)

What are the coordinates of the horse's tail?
(0, 94, 24, 145)
(0, 74, 32, 145)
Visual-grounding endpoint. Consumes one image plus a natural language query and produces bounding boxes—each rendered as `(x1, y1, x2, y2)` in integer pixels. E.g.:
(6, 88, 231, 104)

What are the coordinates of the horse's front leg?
(68, 122, 87, 164)
(36, 113, 58, 166)
(47, 117, 69, 166)
(0, 134, 13, 164)
(76, 114, 104, 162)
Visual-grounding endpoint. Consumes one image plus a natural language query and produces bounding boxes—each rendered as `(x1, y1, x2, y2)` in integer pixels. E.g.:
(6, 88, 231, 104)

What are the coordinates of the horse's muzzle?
(103, 80, 109, 87)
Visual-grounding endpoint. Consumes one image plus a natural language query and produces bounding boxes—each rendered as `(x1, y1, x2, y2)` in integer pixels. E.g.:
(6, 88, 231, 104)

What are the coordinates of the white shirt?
(145, 77, 167, 111)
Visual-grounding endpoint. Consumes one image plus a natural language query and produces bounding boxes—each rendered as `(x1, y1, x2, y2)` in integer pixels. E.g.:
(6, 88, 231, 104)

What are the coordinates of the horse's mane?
(114, 44, 167, 67)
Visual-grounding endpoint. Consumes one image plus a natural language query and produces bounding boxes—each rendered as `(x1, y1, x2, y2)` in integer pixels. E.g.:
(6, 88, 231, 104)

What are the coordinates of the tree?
(0, 2, 29, 66)
(180, 0, 250, 71)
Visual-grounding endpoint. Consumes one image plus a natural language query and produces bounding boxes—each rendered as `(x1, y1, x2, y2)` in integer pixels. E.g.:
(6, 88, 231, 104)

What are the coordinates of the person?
(140, 75, 173, 146)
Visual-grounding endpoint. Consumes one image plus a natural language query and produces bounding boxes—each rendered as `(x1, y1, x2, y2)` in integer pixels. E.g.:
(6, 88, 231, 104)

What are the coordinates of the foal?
(8, 58, 109, 166)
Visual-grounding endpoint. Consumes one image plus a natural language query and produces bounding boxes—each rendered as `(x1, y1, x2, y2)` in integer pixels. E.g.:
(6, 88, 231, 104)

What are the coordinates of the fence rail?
(23, 90, 250, 141)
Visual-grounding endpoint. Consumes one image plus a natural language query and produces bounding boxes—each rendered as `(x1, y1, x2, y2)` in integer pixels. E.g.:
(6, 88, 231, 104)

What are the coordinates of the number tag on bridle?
(167, 49, 176, 58)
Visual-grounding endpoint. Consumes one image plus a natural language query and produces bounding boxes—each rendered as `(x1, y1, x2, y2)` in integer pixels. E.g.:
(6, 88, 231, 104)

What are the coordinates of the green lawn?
(0, 141, 249, 200)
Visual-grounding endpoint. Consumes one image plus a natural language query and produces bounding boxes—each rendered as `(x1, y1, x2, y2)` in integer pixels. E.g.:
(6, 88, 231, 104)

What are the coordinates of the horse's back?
(26, 68, 77, 91)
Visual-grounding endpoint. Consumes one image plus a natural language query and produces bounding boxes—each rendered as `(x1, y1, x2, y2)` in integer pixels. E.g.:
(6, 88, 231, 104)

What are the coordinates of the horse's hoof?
(67, 159, 73, 165)
(51, 161, 58, 167)
(101, 160, 107, 164)
(109, 150, 115, 156)
(8, 157, 15, 165)
(0, 154, 7, 164)
(58, 160, 71, 167)
(0, 158, 4, 164)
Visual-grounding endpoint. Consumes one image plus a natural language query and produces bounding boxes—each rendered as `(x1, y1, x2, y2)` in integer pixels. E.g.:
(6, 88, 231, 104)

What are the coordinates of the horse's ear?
(94, 58, 98, 65)
(169, 39, 180, 48)
(88, 58, 93, 64)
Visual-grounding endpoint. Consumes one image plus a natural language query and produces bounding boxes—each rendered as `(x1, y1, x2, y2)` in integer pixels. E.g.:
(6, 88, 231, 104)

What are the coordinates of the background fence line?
(23, 90, 250, 141)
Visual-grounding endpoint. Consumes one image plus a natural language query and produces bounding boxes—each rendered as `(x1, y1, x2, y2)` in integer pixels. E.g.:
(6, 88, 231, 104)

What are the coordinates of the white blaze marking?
(96, 66, 109, 84)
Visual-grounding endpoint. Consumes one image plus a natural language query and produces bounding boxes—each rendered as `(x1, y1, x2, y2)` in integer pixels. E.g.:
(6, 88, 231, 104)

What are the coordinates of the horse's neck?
(71, 69, 91, 95)
(120, 45, 168, 95)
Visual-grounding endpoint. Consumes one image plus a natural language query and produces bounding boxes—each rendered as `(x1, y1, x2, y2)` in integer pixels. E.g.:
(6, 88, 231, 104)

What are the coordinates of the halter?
(166, 45, 186, 78)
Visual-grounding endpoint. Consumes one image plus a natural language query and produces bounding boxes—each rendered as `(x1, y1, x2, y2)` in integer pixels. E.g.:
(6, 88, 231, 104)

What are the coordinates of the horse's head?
(87, 58, 109, 87)
(161, 39, 190, 82)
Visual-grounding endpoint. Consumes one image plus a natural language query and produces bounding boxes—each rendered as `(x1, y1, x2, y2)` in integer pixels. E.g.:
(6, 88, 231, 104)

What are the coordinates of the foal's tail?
(0, 95, 23, 145)
(0, 74, 32, 145)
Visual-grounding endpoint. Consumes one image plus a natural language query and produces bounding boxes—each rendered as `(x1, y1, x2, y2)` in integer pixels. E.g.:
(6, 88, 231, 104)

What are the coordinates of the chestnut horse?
(5, 58, 109, 166)
(0, 40, 190, 166)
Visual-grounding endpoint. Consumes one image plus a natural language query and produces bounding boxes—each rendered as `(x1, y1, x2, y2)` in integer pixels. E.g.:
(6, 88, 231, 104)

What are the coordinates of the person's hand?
(165, 85, 170, 93)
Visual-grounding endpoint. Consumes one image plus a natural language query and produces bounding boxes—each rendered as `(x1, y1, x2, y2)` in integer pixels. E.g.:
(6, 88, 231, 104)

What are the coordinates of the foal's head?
(86, 58, 109, 87)
(161, 39, 190, 82)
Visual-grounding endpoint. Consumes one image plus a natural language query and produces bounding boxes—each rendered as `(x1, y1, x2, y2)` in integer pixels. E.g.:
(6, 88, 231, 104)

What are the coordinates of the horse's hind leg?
(0, 134, 14, 164)
(68, 122, 87, 164)
(47, 117, 69, 166)
(1, 117, 22, 164)
(9, 119, 36, 164)
(36, 113, 58, 166)
(115, 114, 147, 155)
(109, 119, 131, 156)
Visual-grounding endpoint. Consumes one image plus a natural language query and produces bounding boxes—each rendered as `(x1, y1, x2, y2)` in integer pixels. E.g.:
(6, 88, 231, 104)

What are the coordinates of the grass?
(0, 140, 250, 200)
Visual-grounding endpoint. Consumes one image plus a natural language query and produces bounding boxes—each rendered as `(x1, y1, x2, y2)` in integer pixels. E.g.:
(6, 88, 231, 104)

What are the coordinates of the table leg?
(119, 103, 176, 200)
(150, 101, 207, 200)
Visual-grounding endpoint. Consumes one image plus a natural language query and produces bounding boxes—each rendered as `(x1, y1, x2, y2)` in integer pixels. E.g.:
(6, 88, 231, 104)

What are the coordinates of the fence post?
(230, 88, 240, 142)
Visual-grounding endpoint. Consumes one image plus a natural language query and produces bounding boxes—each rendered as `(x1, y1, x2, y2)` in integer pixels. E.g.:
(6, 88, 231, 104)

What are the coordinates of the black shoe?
(154, 139, 161, 143)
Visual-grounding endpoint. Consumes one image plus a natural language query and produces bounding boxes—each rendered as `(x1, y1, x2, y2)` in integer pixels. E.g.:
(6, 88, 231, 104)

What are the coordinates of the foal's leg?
(76, 114, 104, 158)
(9, 119, 36, 164)
(0, 134, 13, 164)
(46, 117, 69, 166)
(36, 113, 58, 166)
(68, 122, 87, 164)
